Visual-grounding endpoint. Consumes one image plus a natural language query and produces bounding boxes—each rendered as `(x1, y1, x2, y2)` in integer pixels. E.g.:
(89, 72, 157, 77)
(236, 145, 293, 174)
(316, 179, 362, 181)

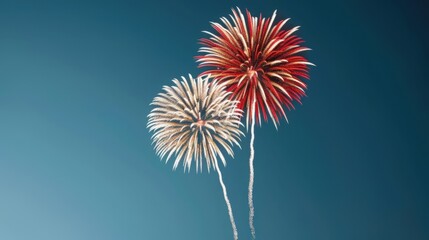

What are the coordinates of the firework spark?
(196, 7, 313, 127)
(147, 75, 243, 240)
(196, 7, 313, 238)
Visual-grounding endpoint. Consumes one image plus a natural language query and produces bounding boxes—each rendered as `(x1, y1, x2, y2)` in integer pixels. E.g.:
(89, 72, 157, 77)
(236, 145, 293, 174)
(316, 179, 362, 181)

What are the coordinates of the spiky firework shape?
(147, 74, 243, 172)
(147, 75, 243, 240)
(196, 7, 313, 128)
(196, 8, 313, 238)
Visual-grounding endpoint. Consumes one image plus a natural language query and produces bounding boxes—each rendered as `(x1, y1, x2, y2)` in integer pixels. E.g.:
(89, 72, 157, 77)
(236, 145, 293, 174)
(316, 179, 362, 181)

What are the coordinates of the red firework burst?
(196, 7, 313, 128)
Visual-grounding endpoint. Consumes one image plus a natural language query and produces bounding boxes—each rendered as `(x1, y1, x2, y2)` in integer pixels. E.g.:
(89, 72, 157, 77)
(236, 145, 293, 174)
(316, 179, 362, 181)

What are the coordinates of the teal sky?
(1, 0, 428, 239)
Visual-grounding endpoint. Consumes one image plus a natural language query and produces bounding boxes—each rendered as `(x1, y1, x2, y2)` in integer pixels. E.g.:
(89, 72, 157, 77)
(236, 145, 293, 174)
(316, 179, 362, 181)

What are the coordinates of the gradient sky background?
(1, 0, 428, 239)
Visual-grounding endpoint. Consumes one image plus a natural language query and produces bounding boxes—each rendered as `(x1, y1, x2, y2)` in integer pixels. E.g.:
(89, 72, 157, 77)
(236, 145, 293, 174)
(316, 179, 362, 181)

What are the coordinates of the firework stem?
(249, 99, 256, 239)
(215, 160, 238, 240)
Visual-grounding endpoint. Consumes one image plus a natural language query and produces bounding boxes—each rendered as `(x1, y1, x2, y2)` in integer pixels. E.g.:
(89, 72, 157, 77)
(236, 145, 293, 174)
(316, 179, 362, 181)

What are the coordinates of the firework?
(148, 75, 244, 240)
(196, 7, 313, 238)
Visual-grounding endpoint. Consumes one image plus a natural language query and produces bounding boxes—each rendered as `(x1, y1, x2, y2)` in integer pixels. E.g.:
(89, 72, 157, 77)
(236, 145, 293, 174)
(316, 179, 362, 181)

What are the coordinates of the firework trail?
(248, 98, 256, 237)
(196, 8, 313, 238)
(148, 75, 244, 240)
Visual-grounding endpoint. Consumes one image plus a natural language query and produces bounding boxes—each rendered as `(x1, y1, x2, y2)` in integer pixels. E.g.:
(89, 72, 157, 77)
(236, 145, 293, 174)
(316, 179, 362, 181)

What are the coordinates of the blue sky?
(1, 0, 428, 239)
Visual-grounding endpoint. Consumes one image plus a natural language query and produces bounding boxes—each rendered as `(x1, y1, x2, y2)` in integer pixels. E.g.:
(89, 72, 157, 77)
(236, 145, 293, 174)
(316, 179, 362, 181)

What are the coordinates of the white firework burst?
(148, 74, 243, 172)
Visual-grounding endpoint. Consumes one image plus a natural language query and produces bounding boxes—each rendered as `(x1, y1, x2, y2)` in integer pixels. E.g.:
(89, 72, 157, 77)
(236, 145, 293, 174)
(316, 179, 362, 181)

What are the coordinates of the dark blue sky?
(1, 0, 428, 239)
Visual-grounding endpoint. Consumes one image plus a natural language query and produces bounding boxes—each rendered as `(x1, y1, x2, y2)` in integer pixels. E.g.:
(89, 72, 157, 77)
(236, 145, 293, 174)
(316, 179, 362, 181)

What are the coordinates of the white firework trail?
(249, 97, 256, 239)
